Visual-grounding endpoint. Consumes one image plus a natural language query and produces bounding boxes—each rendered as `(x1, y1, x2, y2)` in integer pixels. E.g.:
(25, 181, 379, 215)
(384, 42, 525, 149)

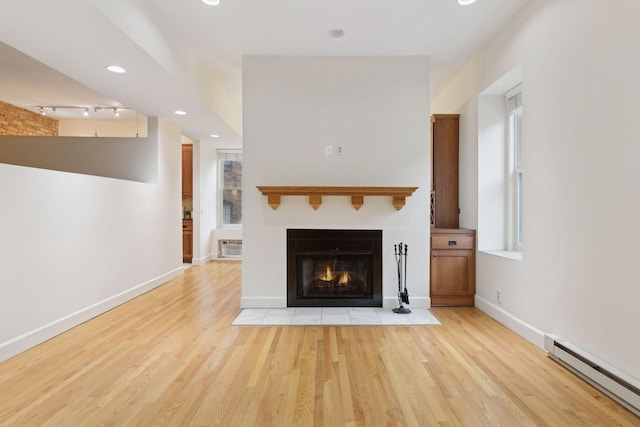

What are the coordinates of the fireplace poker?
(401, 243, 410, 305)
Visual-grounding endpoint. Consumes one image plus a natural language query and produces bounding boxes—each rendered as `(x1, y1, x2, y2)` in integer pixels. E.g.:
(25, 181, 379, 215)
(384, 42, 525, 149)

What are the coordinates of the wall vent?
(544, 334, 639, 416)
(219, 239, 242, 258)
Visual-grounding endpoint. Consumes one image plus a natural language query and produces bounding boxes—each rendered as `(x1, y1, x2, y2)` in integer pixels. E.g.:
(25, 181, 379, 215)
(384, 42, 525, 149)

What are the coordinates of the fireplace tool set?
(392, 242, 411, 314)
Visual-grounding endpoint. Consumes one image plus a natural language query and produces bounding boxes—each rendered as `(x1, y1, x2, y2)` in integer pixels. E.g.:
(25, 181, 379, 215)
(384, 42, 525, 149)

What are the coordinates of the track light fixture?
(32, 106, 130, 118)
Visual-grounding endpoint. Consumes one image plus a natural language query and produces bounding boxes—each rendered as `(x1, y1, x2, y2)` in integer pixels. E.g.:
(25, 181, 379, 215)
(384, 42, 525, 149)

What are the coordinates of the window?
(219, 150, 242, 227)
(477, 65, 523, 260)
(506, 86, 523, 250)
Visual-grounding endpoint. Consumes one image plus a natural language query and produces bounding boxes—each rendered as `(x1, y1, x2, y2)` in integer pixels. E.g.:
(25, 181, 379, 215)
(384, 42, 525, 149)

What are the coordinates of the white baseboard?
(475, 295, 546, 349)
(0, 267, 184, 363)
(240, 297, 287, 308)
(383, 296, 430, 309)
(191, 253, 214, 265)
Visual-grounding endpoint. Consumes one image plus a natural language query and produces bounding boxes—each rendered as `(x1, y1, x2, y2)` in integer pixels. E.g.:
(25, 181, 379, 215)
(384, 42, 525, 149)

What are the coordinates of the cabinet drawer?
(182, 220, 193, 231)
(431, 235, 474, 250)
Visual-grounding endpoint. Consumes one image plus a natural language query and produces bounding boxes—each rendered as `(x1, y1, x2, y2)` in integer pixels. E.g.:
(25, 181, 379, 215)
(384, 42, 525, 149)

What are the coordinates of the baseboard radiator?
(544, 334, 640, 416)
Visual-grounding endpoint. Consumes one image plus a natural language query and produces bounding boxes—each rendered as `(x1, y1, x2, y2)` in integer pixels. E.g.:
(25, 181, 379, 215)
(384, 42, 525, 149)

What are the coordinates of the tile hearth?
(232, 307, 440, 326)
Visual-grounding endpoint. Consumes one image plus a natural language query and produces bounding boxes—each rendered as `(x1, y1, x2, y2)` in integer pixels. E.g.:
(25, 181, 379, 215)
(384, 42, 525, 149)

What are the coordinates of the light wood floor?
(0, 261, 637, 426)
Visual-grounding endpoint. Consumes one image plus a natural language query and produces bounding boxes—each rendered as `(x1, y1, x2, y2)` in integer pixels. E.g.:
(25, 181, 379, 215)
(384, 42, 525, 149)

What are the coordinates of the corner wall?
(242, 56, 430, 308)
(432, 0, 640, 381)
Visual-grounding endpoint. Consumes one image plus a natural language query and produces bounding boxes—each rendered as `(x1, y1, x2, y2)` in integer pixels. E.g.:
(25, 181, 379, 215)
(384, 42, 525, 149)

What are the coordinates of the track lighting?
(31, 105, 131, 118)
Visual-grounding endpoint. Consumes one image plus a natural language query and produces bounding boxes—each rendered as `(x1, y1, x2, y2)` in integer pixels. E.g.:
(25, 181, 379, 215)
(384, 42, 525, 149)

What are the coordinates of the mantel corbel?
(256, 186, 418, 211)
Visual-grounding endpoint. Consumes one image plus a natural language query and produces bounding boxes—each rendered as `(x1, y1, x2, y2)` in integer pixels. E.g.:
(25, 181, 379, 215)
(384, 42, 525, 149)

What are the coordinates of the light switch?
(324, 145, 333, 156)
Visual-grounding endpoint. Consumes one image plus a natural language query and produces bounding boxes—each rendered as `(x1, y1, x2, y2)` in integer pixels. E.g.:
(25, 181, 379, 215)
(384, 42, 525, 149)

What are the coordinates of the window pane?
(222, 189, 242, 225)
(517, 173, 523, 245)
(219, 154, 242, 227)
(222, 160, 242, 189)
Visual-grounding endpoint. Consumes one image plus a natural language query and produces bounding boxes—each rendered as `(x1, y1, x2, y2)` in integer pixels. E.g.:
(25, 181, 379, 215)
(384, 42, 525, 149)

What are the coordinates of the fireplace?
(287, 229, 382, 307)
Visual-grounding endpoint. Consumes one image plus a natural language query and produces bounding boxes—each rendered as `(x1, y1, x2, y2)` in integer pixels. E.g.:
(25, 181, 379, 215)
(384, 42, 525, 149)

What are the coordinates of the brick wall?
(0, 100, 58, 136)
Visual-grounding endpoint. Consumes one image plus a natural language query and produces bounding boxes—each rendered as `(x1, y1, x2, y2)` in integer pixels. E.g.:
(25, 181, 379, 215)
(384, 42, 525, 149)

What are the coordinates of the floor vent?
(219, 239, 242, 258)
(545, 334, 640, 416)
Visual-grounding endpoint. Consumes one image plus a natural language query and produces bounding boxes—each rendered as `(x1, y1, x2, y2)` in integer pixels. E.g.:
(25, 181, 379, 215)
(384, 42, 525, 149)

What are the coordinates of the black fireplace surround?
(287, 229, 382, 307)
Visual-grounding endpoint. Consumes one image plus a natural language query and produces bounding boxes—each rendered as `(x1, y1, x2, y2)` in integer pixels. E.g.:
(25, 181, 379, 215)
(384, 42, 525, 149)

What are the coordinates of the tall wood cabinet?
(430, 114, 476, 306)
(431, 114, 459, 229)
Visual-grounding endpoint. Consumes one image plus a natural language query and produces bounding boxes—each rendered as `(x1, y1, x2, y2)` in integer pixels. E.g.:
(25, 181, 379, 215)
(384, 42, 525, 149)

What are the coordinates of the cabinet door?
(431, 114, 459, 229)
(182, 145, 193, 197)
(183, 230, 193, 262)
(430, 249, 475, 306)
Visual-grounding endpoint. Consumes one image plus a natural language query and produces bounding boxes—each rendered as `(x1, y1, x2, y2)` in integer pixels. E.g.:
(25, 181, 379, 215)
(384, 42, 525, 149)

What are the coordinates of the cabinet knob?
(448, 240, 457, 246)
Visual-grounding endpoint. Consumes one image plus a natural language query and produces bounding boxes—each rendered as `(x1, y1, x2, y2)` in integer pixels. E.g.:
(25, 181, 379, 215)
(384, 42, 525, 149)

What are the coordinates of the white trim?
(480, 250, 523, 261)
(240, 297, 287, 309)
(475, 295, 545, 349)
(0, 267, 184, 363)
(191, 253, 214, 265)
(505, 83, 523, 104)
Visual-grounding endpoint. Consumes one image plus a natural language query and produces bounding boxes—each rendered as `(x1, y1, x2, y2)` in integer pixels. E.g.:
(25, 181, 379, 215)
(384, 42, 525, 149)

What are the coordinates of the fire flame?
(338, 272, 350, 286)
(322, 266, 333, 281)
(320, 267, 350, 286)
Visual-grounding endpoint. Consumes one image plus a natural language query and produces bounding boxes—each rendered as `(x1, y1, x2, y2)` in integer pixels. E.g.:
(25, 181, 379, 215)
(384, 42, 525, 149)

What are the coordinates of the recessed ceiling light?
(202, 0, 220, 5)
(458, 0, 476, 5)
(106, 65, 126, 74)
(174, 110, 187, 116)
(210, 134, 220, 138)
(328, 28, 345, 38)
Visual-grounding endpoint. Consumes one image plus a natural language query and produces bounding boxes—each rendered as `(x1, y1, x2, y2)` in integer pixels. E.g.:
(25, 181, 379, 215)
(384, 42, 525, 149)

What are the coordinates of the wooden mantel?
(256, 186, 418, 211)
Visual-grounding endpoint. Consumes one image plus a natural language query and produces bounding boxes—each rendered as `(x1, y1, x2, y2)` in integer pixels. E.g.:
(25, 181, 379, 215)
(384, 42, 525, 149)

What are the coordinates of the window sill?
(480, 250, 523, 261)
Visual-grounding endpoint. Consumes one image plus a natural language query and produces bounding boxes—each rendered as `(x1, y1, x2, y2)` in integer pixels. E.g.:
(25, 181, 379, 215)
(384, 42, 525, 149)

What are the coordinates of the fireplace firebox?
(287, 229, 382, 307)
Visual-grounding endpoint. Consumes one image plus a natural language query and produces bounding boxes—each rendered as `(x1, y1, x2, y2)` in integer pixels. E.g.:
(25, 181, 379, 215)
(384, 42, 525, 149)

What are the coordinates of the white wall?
(242, 56, 430, 308)
(0, 118, 183, 362)
(432, 0, 640, 381)
(193, 139, 223, 263)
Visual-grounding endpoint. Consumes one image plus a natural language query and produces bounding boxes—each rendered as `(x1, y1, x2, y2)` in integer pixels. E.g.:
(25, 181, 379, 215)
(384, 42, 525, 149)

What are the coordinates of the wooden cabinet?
(182, 145, 193, 197)
(431, 114, 459, 229)
(183, 220, 193, 263)
(430, 228, 475, 306)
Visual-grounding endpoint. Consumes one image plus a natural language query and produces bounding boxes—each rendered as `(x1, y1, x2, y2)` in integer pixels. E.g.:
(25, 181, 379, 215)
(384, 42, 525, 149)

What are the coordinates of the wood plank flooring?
(0, 261, 637, 426)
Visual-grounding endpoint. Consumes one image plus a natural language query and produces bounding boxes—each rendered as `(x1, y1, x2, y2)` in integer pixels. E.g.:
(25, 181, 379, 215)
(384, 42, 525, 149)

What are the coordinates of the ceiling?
(0, 0, 529, 144)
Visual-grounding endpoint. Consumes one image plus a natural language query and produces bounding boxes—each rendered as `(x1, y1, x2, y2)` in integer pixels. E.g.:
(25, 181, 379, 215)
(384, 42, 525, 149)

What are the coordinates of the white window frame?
(506, 85, 523, 251)
(218, 149, 242, 228)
